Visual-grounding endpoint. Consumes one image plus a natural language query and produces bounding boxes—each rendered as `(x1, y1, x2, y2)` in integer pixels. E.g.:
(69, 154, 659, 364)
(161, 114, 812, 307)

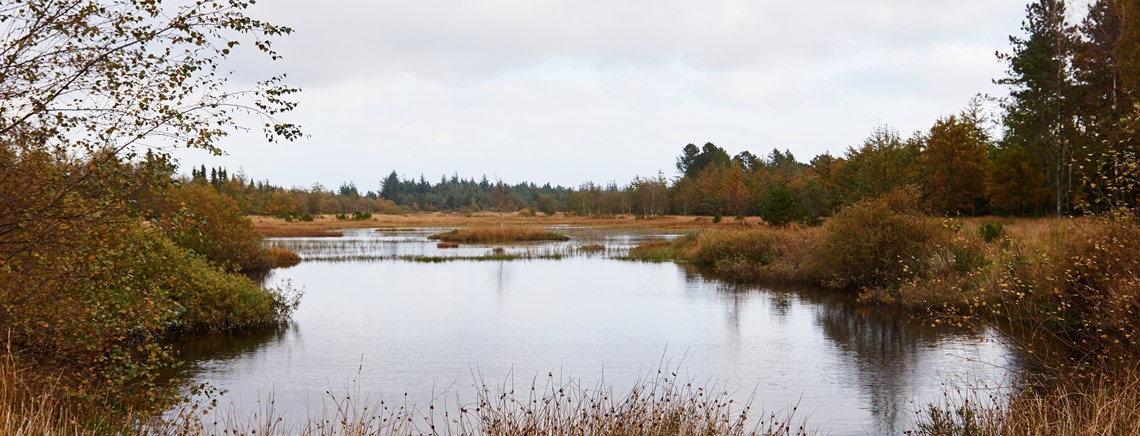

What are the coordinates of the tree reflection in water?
(682, 264, 1010, 433)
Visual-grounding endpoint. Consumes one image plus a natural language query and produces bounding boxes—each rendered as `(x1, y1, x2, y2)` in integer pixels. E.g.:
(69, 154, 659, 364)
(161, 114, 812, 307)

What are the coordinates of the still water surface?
(178, 227, 1020, 434)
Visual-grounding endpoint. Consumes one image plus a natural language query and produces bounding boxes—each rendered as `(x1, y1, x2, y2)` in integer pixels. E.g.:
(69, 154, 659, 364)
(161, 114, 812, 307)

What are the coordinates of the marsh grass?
(266, 247, 302, 267)
(428, 227, 570, 243)
(0, 350, 139, 435)
(626, 227, 822, 284)
(258, 228, 345, 238)
(577, 244, 605, 253)
(625, 232, 701, 262)
(912, 366, 1140, 435)
(158, 366, 814, 436)
(403, 253, 566, 263)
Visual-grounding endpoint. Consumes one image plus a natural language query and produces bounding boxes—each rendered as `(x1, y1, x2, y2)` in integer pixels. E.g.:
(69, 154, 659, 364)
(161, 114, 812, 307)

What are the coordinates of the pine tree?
(998, 0, 1077, 216)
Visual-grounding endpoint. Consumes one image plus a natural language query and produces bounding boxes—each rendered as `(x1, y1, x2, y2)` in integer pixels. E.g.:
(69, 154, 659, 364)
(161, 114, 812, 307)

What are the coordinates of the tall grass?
(258, 228, 346, 238)
(913, 366, 1140, 435)
(0, 354, 815, 435)
(159, 368, 813, 435)
(266, 247, 302, 267)
(0, 349, 137, 435)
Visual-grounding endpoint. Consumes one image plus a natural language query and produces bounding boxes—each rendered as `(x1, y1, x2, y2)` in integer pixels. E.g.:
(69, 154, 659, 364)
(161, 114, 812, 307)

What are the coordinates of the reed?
(428, 227, 570, 243)
(159, 367, 813, 435)
(0, 351, 136, 435)
(257, 228, 342, 238)
(577, 244, 606, 253)
(913, 366, 1140, 435)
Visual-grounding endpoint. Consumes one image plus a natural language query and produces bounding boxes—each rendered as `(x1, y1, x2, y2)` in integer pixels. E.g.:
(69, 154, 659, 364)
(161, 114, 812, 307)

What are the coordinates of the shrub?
(815, 187, 937, 290)
(692, 231, 775, 267)
(759, 182, 803, 226)
(686, 228, 822, 283)
(978, 222, 1006, 243)
(0, 220, 298, 409)
(145, 183, 272, 272)
(1039, 219, 1140, 358)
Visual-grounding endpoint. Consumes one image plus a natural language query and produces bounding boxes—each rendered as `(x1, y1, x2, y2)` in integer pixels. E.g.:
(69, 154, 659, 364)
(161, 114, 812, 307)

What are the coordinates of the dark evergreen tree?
(998, 0, 1076, 216)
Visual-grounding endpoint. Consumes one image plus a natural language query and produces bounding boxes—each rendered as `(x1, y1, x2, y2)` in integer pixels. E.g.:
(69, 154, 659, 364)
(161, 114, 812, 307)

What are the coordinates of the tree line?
(190, 0, 1139, 223)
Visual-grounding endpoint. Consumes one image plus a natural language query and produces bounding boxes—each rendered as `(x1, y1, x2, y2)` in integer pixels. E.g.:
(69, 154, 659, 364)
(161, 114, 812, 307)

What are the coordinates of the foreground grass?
(2, 359, 813, 436)
(428, 227, 571, 243)
(913, 366, 1140, 435)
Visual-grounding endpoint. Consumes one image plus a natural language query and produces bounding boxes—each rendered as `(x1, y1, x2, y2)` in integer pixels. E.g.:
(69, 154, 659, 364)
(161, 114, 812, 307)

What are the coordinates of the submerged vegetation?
(428, 227, 571, 243)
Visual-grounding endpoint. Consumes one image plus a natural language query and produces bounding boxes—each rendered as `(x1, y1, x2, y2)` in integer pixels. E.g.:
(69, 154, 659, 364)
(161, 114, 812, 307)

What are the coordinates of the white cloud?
(184, 0, 1032, 188)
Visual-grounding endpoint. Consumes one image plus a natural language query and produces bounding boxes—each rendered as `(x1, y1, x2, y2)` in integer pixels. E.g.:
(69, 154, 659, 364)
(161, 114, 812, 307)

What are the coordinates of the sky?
(175, 0, 1046, 191)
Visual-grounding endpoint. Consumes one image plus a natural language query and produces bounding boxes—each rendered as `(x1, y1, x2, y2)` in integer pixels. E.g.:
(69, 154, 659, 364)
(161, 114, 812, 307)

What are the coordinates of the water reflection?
(176, 324, 295, 363)
(265, 227, 683, 261)
(681, 265, 1017, 433)
(175, 229, 1020, 435)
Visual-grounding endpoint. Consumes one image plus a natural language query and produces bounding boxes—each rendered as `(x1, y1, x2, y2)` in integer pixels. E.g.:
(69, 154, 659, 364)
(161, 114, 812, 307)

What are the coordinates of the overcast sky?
(175, 1, 1047, 191)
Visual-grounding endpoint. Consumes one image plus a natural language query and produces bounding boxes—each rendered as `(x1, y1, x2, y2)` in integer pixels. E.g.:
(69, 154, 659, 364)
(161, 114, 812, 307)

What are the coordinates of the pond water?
(177, 227, 1022, 435)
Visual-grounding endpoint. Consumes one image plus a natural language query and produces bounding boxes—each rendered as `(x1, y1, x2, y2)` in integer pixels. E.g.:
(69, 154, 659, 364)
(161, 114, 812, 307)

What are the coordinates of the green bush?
(978, 222, 1006, 243)
(759, 182, 803, 226)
